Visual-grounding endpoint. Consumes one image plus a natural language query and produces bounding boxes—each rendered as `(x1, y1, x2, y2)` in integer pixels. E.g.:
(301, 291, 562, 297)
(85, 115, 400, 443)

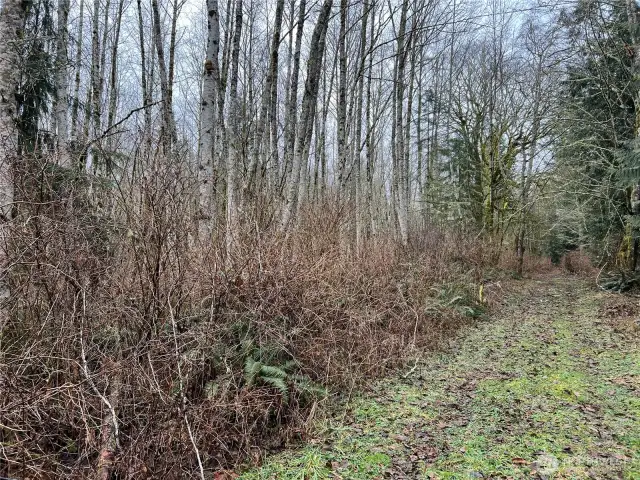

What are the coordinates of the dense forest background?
(0, 0, 639, 477)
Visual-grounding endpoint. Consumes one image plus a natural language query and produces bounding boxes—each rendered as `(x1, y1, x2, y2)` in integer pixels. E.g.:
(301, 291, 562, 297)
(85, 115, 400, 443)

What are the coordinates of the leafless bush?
(498, 249, 557, 276)
(562, 249, 595, 275)
(0, 155, 495, 479)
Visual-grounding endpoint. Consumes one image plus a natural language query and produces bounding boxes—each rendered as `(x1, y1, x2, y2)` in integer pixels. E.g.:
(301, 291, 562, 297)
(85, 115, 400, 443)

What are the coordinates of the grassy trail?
(239, 276, 640, 479)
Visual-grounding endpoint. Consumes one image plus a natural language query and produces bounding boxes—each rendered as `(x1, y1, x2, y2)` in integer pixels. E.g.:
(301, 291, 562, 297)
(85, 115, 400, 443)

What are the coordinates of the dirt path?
(239, 276, 640, 479)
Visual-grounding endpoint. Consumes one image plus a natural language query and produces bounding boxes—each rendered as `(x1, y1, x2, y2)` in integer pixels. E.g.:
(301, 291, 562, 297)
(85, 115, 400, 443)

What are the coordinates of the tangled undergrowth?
(0, 161, 519, 478)
(241, 276, 639, 479)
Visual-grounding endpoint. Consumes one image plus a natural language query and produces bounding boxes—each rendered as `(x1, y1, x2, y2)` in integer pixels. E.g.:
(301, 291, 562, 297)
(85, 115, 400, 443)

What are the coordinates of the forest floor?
(237, 275, 640, 479)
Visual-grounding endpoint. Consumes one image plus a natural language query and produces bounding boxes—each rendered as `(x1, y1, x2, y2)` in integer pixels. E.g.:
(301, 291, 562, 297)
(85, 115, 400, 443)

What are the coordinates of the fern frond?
(259, 364, 287, 379)
(204, 381, 219, 399)
(260, 376, 289, 403)
(244, 357, 262, 387)
(281, 360, 299, 372)
(290, 374, 328, 399)
(239, 339, 254, 355)
(298, 383, 328, 399)
(255, 344, 284, 364)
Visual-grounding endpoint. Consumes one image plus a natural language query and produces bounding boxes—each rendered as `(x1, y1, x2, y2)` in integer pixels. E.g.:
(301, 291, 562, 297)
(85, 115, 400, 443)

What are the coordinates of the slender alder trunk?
(246, 0, 284, 198)
(219, 0, 233, 108)
(151, 0, 177, 151)
(280, 0, 306, 197)
(106, 0, 125, 164)
(279, 0, 294, 189)
(354, 0, 369, 251)
(336, 0, 348, 195)
(391, 51, 398, 236)
(266, 3, 281, 189)
(148, 11, 157, 138)
(55, 0, 71, 167)
(280, 0, 334, 232)
(319, 46, 337, 200)
(416, 45, 424, 206)
(405, 32, 416, 208)
(168, 0, 179, 107)
(136, 0, 152, 159)
(365, 1, 376, 237)
(214, 0, 233, 225)
(96, 0, 111, 166)
(626, 0, 640, 136)
(313, 97, 322, 201)
(626, 0, 640, 270)
(516, 142, 528, 276)
(516, 61, 542, 275)
(430, 55, 441, 193)
(70, 0, 85, 151)
(200, 0, 221, 230)
(313, 49, 334, 201)
(268, 65, 279, 190)
(90, 0, 102, 163)
(393, 0, 409, 247)
(90, 2, 122, 472)
(99, 0, 111, 105)
(0, 0, 24, 330)
(226, 0, 243, 263)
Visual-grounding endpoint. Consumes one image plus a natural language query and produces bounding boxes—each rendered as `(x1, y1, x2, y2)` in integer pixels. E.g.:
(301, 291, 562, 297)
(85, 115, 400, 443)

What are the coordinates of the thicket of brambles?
(3, 159, 504, 476)
(0, 0, 639, 476)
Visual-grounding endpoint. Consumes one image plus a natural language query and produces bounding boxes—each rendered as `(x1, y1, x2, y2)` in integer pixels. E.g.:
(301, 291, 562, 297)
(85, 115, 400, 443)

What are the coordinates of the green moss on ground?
(239, 277, 640, 479)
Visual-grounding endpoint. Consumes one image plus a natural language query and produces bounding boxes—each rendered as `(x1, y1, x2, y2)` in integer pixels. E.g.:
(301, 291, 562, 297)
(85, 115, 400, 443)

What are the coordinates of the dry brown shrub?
(599, 296, 640, 319)
(498, 249, 557, 275)
(0, 156, 495, 479)
(562, 249, 595, 275)
(598, 295, 640, 335)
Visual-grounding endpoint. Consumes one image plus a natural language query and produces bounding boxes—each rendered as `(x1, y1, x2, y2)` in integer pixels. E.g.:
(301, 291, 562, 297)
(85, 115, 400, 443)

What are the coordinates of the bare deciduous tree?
(280, 0, 333, 232)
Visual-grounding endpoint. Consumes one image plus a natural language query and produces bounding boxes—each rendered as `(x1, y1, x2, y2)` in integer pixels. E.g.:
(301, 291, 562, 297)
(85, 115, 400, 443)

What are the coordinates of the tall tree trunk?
(319, 46, 337, 200)
(136, 0, 152, 159)
(214, 0, 233, 228)
(626, 0, 640, 270)
(245, 0, 284, 198)
(96, 0, 112, 167)
(365, 1, 376, 238)
(99, 0, 111, 108)
(226, 0, 243, 263)
(354, 0, 370, 251)
(219, 0, 233, 109)
(106, 0, 125, 170)
(313, 98, 322, 201)
(268, 66, 279, 191)
(516, 143, 528, 276)
(151, 0, 177, 151)
(54, 0, 71, 167)
(0, 0, 23, 324)
(336, 0, 348, 195)
(280, 0, 334, 232)
(312, 52, 333, 201)
(200, 0, 221, 230)
(70, 0, 85, 152)
(393, 0, 410, 247)
(90, 0, 102, 163)
(168, 0, 180, 107)
(516, 60, 542, 276)
(416, 45, 424, 208)
(280, 0, 306, 197)
(0, 0, 22, 156)
(405, 29, 416, 208)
